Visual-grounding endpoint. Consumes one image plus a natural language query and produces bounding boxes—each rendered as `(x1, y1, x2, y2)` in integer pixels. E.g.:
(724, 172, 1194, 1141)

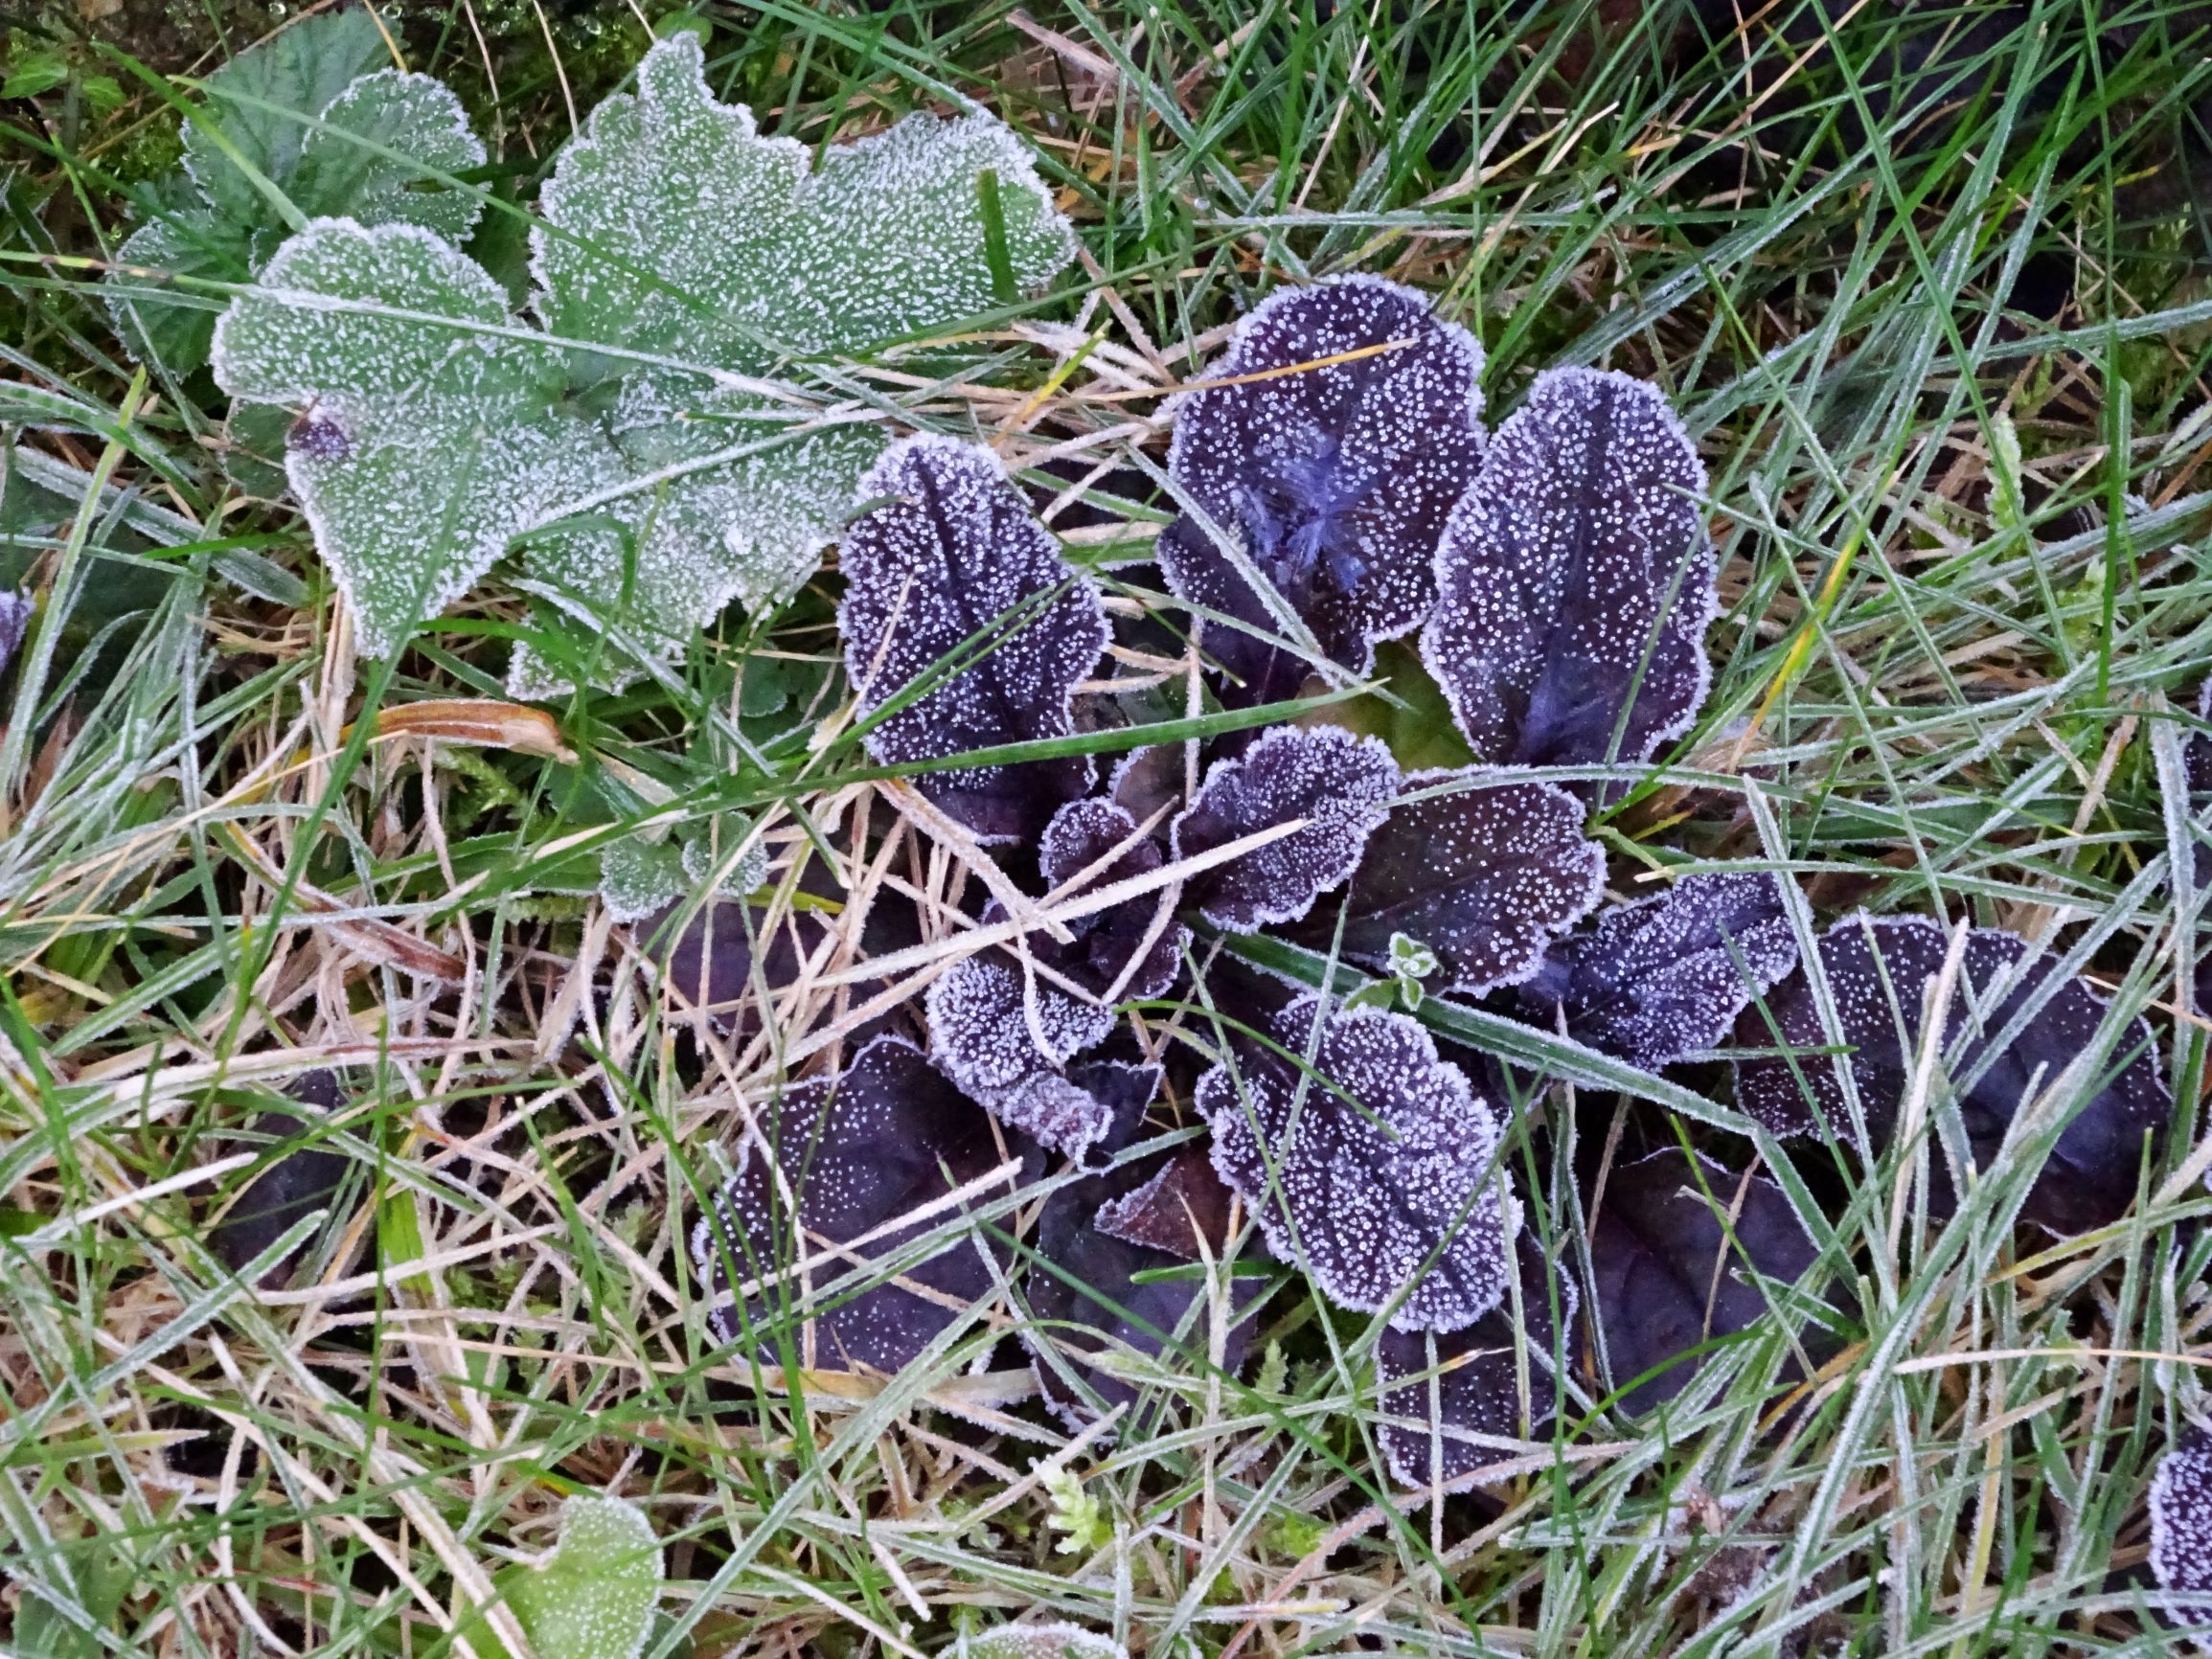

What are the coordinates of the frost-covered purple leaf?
(838, 437, 1108, 844)
(1730, 914, 2171, 1235)
(2152, 1424, 2212, 1629)
(925, 958, 1119, 1158)
(927, 802, 1188, 1157)
(647, 866, 921, 1048)
(1025, 1140, 1260, 1430)
(1171, 724, 1398, 931)
(1588, 1148, 1820, 1415)
(1377, 1232, 1577, 1489)
(1423, 367, 1717, 769)
(690, 1035, 1038, 1372)
(1158, 277, 1486, 707)
(1308, 768, 1603, 996)
(1200, 995, 1516, 1332)
(1520, 868, 1798, 1067)
(0, 588, 31, 678)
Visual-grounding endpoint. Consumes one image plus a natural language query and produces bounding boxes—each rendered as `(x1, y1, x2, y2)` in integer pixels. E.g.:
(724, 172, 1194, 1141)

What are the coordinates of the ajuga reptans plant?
(682, 273, 2178, 1488)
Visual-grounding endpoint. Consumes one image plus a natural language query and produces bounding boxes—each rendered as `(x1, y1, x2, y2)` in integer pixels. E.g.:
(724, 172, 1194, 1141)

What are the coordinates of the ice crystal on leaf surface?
(838, 438, 1108, 843)
(1521, 867, 1798, 1066)
(460, 1494, 662, 1659)
(2153, 1425, 2212, 1631)
(691, 1035, 1040, 1373)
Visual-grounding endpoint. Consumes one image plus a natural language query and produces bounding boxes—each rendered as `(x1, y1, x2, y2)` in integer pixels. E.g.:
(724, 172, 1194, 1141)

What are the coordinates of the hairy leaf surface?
(1158, 277, 1486, 707)
(1424, 368, 1717, 769)
(532, 33, 1073, 363)
(182, 8, 391, 224)
(111, 14, 484, 372)
(1731, 914, 2171, 1234)
(1200, 996, 1515, 1332)
(212, 218, 609, 658)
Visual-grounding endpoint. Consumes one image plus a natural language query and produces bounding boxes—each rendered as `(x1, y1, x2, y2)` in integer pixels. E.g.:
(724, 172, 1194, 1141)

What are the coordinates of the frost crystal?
(291, 72, 487, 239)
(925, 958, 1118, 1155)
(110, 11, 484, 373)
(691, 1035, 1038, 1372)
(1521, 868, 1798, 1067)
(2152, 1425, 2212, 1630)
(927, 800, 1187, 1157)
(1200, 995, 1516, 1332)
(840, 438, 1109, 843)
(1588, 1148, 1819, 1414)
(1158, 277, 1487, 707)
(1423, 367, 1718, 770)
(209, 33, 1075, 682)
(1311, 768, 1604, 996)
(1025, 1139, 1259, 1431)
(1731, 914, 2172, 1235)
(491, 1495, 662, 1659)
(1376, 1233, 1577, 1489)
(1171, 723, 1399, 931)
(181, 9, 392, 225)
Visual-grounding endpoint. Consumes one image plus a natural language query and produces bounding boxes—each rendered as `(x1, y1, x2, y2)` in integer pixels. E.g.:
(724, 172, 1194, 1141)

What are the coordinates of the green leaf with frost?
(212, 218, 611, 657)
(505, 372, 881, 696)
(600, 834, 687, 923)
(180, 9, 390, 224)
(461, 1495, 662, 1659)
(531, 33, 1074, 364)
(680, 812, 767, 898)
(960, 1625, 1129, 1659)
(110, 209, 258, 374)
(290, 71, 488, 240)
(107, 9, 485, 374)
(210, 31, 1075, 689)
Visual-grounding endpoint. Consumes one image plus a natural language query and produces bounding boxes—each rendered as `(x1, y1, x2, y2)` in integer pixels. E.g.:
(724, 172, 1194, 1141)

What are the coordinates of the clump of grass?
(7, 3, 2212, 1655)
